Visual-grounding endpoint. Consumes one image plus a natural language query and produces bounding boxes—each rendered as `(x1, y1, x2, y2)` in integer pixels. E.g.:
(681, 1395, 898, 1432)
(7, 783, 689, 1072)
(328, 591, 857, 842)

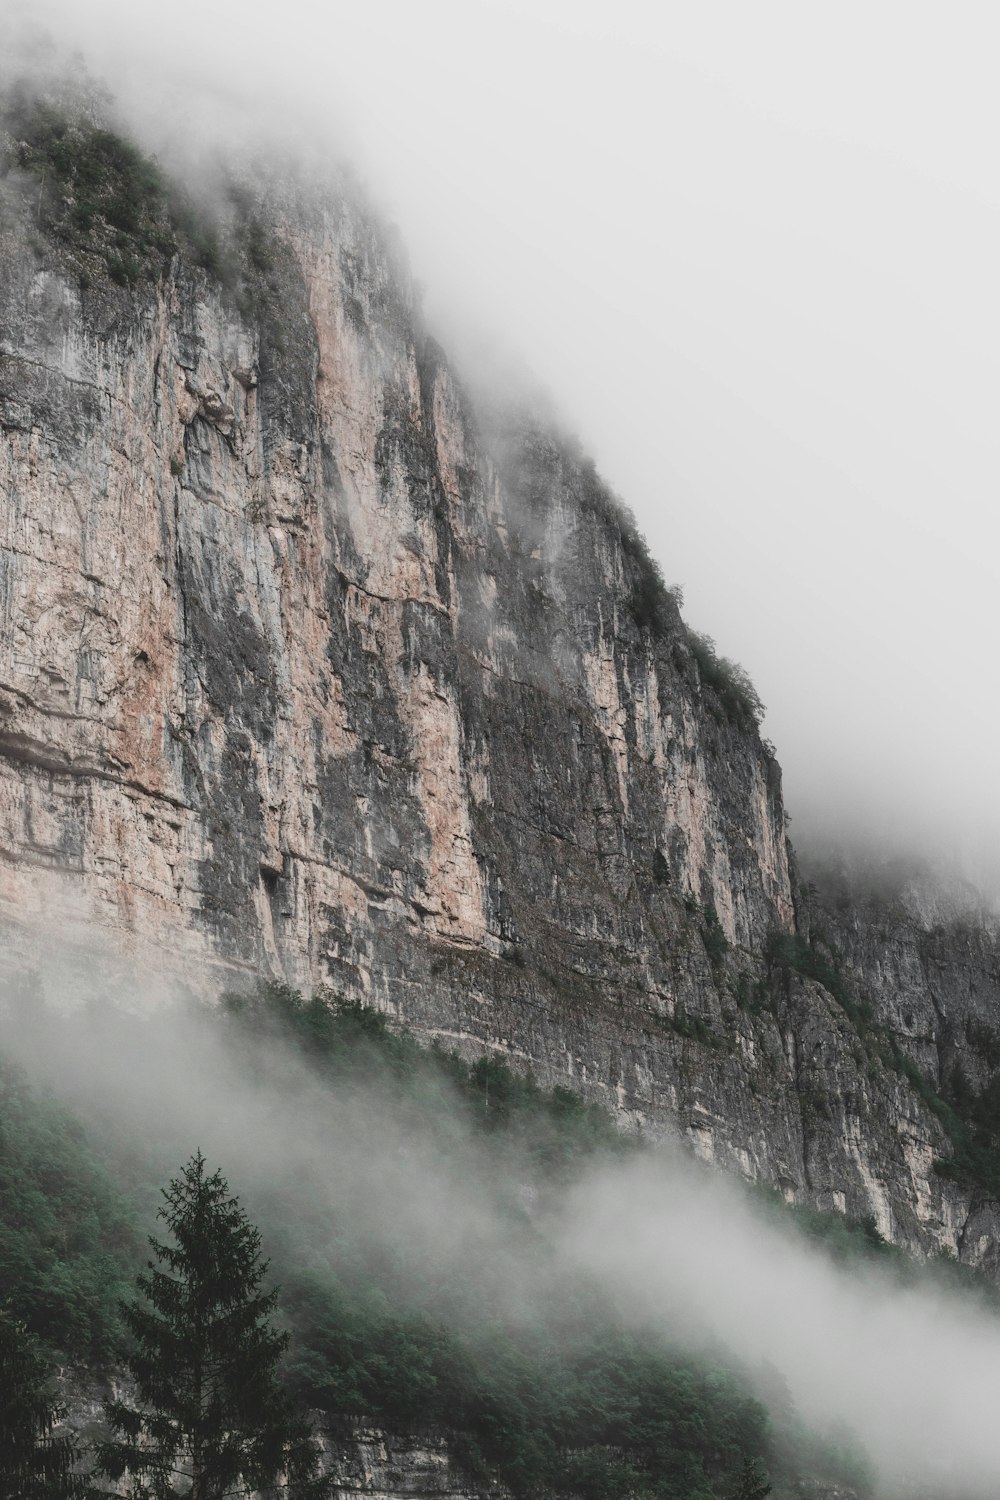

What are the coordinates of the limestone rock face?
(0, 184, 790, 1039)
(803, 857, 1000, 1269)
(1, 160, 997, 1265)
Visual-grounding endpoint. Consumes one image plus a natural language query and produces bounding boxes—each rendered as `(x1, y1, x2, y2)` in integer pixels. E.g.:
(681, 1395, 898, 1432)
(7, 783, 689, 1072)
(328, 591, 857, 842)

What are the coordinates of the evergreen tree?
(734, 1455, 773, 1500)
(0, 1308, 92, 1498)
(96, 1152, 327, 1499)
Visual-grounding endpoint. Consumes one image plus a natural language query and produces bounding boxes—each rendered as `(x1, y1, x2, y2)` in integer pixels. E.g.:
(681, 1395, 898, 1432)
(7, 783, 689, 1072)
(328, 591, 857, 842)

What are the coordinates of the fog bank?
(563, 1157, 1000, 1496)
(3, 968, 1000, 1497)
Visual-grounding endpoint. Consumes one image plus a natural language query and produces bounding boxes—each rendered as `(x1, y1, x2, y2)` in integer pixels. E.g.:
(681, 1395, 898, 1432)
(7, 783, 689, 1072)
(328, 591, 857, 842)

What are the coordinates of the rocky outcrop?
(1, 119, 998, 1267)
(323, 1426, 499, 1500)
(56, 1366, 501, 1500)
(804, 856, 1000, 1091)
(801, 854, 1000, 1269)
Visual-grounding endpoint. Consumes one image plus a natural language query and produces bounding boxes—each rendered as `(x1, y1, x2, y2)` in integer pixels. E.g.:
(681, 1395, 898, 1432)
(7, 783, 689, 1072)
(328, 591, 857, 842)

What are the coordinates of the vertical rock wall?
(0, 183, 788, 1040)
(2, 163, 998, 1265)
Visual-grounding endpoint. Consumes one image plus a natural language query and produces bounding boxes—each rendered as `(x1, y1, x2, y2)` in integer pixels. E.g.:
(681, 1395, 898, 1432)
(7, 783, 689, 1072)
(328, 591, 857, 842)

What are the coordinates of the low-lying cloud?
(563, 1158, 1000, 1496)
(3, 960, 1000, 1497)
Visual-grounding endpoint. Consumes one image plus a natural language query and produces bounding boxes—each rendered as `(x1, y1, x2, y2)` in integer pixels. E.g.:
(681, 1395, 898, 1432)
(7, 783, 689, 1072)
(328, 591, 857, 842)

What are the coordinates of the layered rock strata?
(1, 147, 998, 1264)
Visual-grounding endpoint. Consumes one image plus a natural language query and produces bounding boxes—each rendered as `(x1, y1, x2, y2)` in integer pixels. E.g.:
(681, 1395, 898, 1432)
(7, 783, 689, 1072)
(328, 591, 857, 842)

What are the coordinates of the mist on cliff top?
(3, 0, 999, 891)
(5, 973, 1000, 1498)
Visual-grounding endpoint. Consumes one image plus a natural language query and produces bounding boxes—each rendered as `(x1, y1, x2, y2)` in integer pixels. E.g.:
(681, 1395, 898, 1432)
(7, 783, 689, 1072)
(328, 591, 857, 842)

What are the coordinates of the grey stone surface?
(1, 151, 998, 1271)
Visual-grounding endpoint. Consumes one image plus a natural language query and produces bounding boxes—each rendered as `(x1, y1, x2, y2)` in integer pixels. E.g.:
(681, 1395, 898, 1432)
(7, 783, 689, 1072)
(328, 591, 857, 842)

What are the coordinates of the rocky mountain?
(2, 87, 999, 1276)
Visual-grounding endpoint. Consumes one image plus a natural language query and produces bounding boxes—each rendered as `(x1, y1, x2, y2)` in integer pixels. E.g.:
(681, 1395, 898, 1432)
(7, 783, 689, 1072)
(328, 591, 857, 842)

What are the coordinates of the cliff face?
(1, 129, 998, 1265)
(0, 174, 791, 1047)
(802, 858, 1000, 1268)
(805, 860, 1000, 1089)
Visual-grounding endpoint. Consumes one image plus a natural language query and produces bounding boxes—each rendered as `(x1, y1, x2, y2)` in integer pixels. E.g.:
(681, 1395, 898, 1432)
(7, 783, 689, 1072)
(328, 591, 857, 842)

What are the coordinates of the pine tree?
(0, 1308, 92, 1498)
(95, 1152, 328, 1499)
(735, 1455, 773, 1500)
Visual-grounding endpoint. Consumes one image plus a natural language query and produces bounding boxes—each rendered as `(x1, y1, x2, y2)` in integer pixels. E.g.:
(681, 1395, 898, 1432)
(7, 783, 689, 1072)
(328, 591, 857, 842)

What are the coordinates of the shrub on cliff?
(1, 90, 176, 283)
(686, 630, 765, 727)
(0, 83, 244, 291)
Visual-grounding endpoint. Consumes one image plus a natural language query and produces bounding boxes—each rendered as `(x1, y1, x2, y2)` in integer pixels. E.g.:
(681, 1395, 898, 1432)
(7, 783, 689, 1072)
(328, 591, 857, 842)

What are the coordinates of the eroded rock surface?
(2, 158, 998, 1265)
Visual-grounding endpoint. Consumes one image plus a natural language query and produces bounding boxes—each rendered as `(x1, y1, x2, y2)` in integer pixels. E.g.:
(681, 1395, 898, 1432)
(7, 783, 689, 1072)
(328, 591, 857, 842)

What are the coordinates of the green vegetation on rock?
(5, 971, 999, 1497)
(0, 85, 282, 302)
(563, 454, 766, 730)
(765, 927, 1000, 1206)
(218, 986, 768, 1498)
(2, 91, 184, 286)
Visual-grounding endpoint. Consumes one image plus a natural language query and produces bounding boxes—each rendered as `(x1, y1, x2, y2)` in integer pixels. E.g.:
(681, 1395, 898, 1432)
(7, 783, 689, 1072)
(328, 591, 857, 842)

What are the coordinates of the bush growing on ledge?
(0, 88, 245, 291)
(577, 460, 765, 731)
(2, 92, 177, 282)
(701, 901, 730, 969)
(765, 932, 860, 1017)
(686, 630, 765, 727)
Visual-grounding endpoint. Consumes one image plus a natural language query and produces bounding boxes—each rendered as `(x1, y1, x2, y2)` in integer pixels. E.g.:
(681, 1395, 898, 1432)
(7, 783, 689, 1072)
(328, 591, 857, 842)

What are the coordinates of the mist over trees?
(1, 984, 891, 1500)
(6, 980, 1000, 1496)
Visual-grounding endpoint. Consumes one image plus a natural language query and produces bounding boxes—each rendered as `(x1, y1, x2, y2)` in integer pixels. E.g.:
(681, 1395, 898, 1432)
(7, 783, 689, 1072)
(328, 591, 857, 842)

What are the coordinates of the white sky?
(9, 0, 1000, 883)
